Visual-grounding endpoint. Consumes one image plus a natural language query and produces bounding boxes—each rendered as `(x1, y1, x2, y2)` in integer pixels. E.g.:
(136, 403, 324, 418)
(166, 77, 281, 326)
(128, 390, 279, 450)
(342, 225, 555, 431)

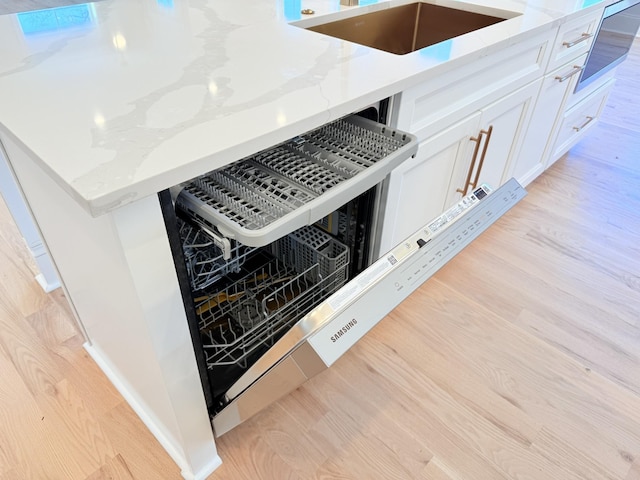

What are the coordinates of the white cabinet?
(391, 29, 551, 143)
(449, 80, 541, 205)
(550, 77, 614, 160)
(380, 80, 541, 252)
(379, 113, 480, 253)
(381, 28, 554, 253)
(548, 9, 601, 71)
(510, 55, 588, 186)
(508, 8, 605, 185)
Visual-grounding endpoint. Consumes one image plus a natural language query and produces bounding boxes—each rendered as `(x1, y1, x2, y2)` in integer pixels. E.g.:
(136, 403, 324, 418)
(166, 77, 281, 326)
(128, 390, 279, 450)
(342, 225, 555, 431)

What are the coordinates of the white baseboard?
(35, 273, 60, 293)
(181, 457, 223, 480)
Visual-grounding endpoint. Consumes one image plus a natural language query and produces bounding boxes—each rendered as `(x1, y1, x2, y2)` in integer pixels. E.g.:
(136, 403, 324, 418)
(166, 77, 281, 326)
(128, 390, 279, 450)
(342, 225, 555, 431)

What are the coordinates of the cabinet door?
(379, 112, 481, 254)
(447, 80, 541, 206)
(512, 57, 587, 186)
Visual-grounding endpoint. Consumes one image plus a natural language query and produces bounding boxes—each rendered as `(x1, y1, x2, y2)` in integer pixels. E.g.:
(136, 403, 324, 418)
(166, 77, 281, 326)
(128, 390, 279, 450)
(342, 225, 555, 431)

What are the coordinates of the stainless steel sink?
(305, 2, 510, 55)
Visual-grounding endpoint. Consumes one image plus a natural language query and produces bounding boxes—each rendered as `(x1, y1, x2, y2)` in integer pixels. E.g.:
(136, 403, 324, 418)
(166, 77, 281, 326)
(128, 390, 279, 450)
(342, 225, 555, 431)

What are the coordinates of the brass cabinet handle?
(456, 125, 493, 196)
(457, 131, 484, 196)
(470, 125, 493, 192)
(573, 116, 594, 132)
(562, 33, 593, 48)
(555, 65, 584, 83)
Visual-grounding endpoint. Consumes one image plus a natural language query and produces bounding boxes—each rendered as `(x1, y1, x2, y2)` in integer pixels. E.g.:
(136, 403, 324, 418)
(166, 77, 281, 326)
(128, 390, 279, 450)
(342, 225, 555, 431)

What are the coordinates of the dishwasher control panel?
(308, 178, 527, 367)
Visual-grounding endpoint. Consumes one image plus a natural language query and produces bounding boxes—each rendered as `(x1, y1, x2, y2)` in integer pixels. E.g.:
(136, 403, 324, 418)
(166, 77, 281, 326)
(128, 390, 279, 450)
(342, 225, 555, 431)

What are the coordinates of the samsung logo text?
(330, 319, 358, 343)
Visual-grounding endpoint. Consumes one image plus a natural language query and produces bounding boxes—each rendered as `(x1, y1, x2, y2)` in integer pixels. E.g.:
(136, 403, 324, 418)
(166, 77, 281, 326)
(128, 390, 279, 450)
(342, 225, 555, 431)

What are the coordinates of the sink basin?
(304, 2, 510, 55)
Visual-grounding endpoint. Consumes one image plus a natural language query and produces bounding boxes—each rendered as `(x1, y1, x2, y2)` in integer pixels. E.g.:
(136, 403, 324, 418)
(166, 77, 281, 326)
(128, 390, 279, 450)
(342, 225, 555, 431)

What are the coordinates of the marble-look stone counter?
(0, 0, 610, 216)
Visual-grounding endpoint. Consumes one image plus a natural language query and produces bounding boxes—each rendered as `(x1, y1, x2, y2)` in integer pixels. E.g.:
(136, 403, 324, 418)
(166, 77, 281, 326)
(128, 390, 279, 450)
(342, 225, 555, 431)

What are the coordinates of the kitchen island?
(0, 0, 624, 478)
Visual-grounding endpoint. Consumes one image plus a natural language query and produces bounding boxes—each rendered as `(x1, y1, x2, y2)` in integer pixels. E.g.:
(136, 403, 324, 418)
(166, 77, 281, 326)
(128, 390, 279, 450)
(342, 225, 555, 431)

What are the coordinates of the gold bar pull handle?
(555, 65, 585, 83)
(573, 116, 594, 132)
(562, 33, 593, 48)
(470, 125, 493, 191)
(456, 130, 484, 196)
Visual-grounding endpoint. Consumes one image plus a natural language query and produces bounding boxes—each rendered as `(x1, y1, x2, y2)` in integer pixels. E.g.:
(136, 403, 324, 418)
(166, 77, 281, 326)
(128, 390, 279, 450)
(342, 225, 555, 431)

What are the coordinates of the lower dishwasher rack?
(175, 114, 417, 247)
(183, 224, 349, 395)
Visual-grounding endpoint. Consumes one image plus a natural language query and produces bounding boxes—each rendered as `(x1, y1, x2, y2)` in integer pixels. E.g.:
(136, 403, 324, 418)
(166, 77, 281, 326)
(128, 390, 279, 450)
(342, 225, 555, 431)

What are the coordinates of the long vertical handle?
(470, 125, 493, 191)
(456, 131, 484, 196)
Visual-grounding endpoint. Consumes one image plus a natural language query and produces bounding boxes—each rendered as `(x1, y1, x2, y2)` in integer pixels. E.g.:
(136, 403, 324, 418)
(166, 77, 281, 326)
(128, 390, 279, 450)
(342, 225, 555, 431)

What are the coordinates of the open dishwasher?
(162, 112, 526, 436)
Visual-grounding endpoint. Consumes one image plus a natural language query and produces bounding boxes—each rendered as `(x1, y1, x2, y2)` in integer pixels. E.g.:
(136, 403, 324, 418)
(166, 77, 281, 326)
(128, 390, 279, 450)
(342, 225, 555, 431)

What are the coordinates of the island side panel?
(0, 143, 60, 292)
(0, 133, 220, 480)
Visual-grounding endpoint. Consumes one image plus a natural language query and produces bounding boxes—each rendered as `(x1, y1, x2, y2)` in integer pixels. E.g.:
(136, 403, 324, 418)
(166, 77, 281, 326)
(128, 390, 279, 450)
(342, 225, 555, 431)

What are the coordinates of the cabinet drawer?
(550, 78, 614, 161)
(393, 29, 551, 141)
(548, 9, 602, 71)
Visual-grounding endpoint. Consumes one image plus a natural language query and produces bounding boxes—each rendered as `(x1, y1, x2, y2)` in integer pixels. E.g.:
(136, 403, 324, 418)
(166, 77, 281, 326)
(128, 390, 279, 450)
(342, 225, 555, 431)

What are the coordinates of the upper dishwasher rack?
(175, 114, 417, 247)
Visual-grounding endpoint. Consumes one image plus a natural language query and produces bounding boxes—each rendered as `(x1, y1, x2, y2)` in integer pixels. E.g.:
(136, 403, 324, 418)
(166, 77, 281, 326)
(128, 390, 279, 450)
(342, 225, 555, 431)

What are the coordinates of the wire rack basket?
(270, 224, 349, 286)
(175, 114, 415, 246)
(179, 218, 257, 291)
(194, 225, 349, 370)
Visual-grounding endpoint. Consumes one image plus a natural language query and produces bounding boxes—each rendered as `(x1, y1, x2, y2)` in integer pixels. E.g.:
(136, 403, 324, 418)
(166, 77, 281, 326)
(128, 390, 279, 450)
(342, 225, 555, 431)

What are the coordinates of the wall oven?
(576, 0, 640, 91)
(160, 109, 526, 436)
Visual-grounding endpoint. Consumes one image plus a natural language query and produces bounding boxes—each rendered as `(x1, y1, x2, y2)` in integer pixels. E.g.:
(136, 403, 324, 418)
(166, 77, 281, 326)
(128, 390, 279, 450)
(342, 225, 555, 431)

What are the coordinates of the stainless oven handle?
(563, 33, 593, 48)
(555, 65, 585, 83)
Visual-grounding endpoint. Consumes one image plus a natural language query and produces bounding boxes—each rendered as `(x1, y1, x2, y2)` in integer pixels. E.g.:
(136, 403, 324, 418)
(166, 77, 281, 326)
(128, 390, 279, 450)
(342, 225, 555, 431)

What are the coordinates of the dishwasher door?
(212, 177, 526, 435)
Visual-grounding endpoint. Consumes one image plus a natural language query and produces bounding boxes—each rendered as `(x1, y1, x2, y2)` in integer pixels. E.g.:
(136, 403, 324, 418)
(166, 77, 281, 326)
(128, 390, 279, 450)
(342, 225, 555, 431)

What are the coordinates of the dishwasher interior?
(163, 110, 418, 418)
(177, 190, 374, 403)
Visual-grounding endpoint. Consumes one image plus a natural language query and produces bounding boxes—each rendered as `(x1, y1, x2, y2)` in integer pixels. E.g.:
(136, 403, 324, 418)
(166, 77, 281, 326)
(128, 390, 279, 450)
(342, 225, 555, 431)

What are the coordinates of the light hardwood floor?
(1, 36, 639, 480)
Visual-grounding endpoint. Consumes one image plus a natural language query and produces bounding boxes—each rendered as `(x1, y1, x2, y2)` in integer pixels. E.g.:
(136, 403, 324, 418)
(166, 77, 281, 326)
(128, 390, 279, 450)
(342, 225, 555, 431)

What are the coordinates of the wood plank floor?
(1, 34, 639, 480)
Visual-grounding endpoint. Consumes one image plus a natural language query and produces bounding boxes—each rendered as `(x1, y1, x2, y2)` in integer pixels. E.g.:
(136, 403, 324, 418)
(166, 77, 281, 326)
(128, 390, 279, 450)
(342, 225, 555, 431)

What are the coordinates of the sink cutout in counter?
(302, 2, 515, 55)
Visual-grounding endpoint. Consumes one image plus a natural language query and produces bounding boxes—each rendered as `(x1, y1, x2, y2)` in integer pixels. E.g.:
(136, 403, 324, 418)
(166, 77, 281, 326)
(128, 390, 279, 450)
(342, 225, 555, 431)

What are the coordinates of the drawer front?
(548, 9, 602, 71)
(551, 78, 614, 161)
(393, 29, 552, 142)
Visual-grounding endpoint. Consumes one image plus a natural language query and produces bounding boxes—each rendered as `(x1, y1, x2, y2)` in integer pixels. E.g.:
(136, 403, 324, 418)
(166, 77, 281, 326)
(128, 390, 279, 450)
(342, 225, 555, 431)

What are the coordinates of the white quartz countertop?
(0, 0, 609, 216)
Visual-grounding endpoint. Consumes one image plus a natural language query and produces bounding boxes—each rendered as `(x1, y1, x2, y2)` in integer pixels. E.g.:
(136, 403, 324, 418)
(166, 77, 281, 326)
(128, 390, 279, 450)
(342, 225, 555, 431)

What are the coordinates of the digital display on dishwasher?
(474, 188, 487, 200)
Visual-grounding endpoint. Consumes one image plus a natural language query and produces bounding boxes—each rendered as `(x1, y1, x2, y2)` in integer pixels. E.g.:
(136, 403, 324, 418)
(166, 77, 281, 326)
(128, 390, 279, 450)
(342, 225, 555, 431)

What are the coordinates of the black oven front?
(576, 0, 640, 91)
